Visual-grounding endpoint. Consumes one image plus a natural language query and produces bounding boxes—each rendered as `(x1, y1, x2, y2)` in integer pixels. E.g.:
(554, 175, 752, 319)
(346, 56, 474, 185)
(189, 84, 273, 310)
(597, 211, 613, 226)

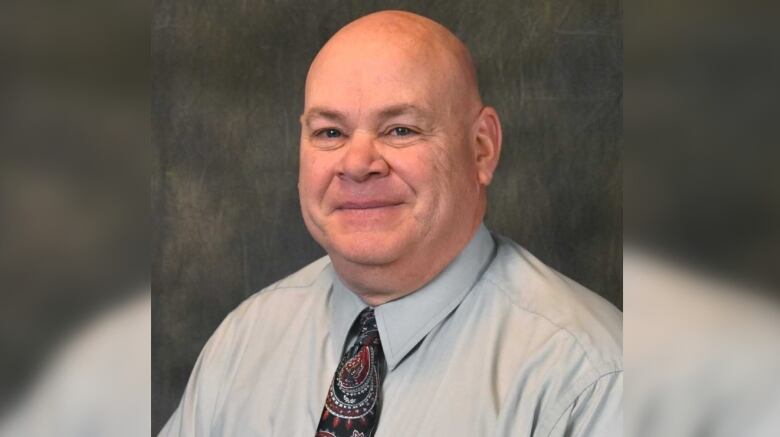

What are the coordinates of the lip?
(335, 200, 403, 210)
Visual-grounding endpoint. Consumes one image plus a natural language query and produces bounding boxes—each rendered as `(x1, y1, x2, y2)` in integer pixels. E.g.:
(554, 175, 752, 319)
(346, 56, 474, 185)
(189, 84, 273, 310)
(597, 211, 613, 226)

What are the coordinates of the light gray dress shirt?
(160, 225, 623, 436)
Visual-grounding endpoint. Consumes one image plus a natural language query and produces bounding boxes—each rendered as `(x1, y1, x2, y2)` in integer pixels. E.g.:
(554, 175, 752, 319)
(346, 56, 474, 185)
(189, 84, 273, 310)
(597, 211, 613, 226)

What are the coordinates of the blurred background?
(624, 0, 780, 435)
(152, 0, 621, 433)
(0, 0, 149, 434)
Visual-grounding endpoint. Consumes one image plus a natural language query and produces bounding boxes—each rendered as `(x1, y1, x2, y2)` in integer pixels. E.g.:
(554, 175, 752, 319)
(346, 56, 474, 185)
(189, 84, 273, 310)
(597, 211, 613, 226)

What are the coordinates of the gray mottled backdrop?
(152, 0, 621, 432)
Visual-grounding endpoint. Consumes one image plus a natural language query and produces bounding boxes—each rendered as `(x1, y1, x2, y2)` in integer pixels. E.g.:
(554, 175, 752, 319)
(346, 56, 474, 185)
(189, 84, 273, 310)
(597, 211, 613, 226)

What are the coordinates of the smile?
(336, 201, 404, 210)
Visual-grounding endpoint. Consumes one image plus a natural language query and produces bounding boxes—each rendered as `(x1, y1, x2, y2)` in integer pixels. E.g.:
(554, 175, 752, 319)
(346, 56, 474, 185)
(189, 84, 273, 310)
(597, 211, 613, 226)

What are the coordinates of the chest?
(211, 319, 549, 437)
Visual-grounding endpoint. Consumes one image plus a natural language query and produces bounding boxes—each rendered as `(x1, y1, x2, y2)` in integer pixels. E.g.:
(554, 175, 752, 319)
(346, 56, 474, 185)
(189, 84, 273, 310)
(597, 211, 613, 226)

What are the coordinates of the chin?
(326, 232, 406, 266)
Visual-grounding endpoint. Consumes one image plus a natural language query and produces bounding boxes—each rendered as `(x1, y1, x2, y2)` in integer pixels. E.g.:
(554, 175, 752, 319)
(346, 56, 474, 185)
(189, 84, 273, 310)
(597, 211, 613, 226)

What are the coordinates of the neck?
(331, 220, 482, 306)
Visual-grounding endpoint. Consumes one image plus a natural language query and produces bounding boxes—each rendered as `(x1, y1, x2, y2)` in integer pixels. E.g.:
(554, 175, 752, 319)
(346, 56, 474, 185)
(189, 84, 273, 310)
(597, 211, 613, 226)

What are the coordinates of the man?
(160, 10, 622, 437)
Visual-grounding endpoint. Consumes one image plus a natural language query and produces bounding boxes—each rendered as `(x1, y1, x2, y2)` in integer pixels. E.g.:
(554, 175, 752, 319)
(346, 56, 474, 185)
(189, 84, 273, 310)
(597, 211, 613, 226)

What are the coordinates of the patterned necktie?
(316, 308, 384, 437)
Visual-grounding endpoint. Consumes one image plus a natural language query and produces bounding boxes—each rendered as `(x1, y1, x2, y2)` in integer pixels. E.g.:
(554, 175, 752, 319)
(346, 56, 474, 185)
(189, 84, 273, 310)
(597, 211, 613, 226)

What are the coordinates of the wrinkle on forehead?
(304, 11, 482, 116)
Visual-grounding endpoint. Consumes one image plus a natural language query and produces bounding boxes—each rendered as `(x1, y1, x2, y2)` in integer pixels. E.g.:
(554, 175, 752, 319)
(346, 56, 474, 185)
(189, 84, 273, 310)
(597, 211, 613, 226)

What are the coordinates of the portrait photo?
(152, 1, 621, 435)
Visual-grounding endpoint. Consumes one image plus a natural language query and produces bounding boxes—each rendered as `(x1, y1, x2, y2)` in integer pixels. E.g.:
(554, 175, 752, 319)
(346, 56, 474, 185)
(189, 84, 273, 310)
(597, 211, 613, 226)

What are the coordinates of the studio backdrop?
(152, 0, 621, 433)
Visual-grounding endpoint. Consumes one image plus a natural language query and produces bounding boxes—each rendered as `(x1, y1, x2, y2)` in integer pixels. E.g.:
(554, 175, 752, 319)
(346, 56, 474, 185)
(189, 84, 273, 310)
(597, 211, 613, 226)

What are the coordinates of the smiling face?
(298, 12, 501, 298)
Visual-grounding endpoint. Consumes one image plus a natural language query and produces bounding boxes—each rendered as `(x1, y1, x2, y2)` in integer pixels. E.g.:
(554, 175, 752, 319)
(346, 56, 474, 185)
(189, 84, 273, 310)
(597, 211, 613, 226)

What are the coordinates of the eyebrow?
(376, 103, 432, 122)
(301, 107, 349, 129)
(301, 103, 433, 129)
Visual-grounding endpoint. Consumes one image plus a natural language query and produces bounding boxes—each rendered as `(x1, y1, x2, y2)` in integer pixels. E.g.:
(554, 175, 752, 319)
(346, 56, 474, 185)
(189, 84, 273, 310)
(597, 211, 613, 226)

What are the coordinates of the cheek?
(299, 148, 337, 202)
(383, 145, 453, 207)
(393, 140, 479, 214)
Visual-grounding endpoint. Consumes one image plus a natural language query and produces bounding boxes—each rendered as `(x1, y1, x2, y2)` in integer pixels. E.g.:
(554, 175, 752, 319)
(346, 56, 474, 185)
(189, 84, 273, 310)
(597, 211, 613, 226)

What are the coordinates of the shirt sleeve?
(543, 371, 623, 437)
(158, 311, 239, 437)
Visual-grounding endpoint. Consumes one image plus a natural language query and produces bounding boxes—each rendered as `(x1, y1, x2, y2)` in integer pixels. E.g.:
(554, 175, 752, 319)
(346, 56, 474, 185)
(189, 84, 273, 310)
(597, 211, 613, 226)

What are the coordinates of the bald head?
(305, 11, 483, 116)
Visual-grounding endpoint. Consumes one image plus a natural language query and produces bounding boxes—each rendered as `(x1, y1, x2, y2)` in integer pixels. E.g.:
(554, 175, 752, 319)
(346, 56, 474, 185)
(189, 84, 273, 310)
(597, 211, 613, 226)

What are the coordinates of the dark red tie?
(316, 308, 384, 437)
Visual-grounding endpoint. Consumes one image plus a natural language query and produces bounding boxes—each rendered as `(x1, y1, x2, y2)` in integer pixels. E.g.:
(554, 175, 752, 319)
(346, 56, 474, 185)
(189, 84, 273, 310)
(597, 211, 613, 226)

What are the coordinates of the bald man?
(160, 11, 622, 437)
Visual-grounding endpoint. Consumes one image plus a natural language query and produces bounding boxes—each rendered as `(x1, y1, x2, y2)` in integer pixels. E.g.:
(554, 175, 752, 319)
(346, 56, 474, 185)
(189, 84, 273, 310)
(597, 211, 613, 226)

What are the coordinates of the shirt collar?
(328, 269, 367, 362)
(329, 224, 496, 370)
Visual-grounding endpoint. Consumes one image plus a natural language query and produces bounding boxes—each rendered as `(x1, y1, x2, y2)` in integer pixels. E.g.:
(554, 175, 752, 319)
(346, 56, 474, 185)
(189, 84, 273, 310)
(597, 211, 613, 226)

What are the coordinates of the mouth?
(335, 200, 404, 210)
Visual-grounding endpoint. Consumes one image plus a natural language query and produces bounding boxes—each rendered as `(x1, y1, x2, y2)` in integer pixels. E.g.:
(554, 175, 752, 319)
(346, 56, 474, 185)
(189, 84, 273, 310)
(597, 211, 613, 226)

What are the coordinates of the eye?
(323, 128, 342, 138)
(314, 128, 343, 139)
(388, 126, 414, 136)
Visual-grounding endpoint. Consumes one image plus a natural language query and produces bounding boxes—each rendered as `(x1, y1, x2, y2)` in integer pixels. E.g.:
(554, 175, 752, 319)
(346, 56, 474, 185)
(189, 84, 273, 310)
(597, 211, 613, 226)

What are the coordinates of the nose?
(338, 131, 389, 182)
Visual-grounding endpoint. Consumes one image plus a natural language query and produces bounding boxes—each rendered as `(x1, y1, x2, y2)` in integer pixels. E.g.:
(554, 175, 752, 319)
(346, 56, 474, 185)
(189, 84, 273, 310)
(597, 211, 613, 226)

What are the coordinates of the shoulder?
(158, 259, 335, 433)
(205, 256, 334, 348)
(265, 255, 334, 292)
(476, 233, 622, 435)
(482, 233, 623, 375)
(228, 255, 332, 322)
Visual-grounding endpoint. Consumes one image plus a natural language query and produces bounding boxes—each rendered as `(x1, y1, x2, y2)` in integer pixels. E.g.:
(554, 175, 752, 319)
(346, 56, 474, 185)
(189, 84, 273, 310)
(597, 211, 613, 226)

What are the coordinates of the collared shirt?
(160, 225, 623, 437)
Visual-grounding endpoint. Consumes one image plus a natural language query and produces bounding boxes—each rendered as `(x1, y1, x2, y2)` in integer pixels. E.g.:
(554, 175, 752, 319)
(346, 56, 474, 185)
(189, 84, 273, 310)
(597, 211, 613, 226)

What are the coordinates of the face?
(298, 35, 483, 269)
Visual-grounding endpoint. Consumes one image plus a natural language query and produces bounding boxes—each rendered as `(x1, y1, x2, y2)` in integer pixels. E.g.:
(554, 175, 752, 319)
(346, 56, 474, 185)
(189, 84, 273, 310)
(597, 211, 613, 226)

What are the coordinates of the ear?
(473, 106, 502, 186)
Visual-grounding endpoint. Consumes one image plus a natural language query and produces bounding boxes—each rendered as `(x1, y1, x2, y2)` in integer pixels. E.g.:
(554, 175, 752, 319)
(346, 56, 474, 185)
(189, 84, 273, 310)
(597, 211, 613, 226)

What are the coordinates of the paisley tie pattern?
(316, 308, 384, 437)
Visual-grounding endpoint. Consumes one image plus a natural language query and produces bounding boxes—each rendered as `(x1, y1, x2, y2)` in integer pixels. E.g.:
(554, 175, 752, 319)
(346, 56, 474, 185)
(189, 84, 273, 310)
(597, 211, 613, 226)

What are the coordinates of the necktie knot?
(356, 308, 380, 347)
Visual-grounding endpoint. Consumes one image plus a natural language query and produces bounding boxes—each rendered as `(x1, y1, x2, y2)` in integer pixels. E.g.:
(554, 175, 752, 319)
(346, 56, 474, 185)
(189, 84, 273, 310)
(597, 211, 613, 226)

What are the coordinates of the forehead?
(304, 36, 452, 115)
